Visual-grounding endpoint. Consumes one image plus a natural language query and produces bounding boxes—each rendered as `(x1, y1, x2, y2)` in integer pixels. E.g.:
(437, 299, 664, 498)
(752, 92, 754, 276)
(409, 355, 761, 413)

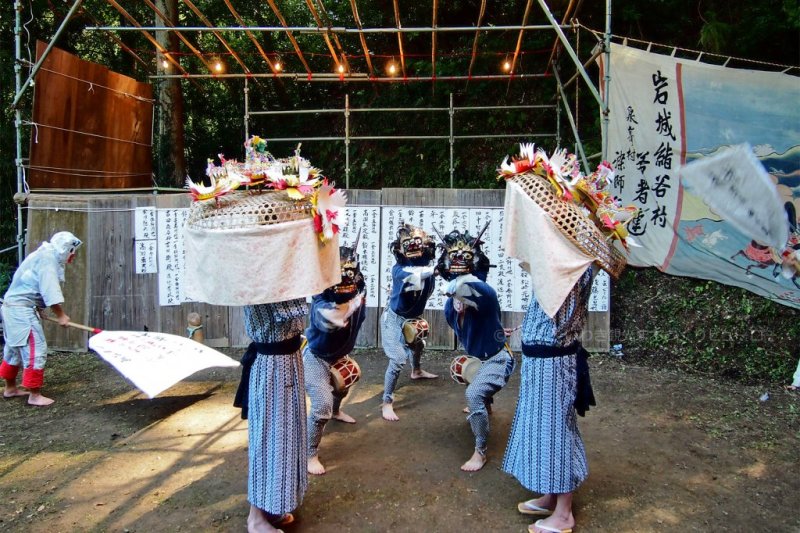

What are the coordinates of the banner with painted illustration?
(598, 44, 800, 308)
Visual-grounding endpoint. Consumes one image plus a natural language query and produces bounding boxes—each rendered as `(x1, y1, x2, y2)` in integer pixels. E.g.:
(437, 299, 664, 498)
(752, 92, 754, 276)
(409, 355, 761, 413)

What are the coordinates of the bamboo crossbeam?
(181, 0, 252, 74)
(510, 0, 534, 75)
(143, 0, 213, 72)
(467, 0, 487, 78)
(392, 0, 407, 78)
(431, 0, 438, 78)
(222, 0, 280, 74)
(348, 0, 375, 76)
(264, 0, 313, 75)
(102, 0, 189, 77)
(310, 0, 350, 72)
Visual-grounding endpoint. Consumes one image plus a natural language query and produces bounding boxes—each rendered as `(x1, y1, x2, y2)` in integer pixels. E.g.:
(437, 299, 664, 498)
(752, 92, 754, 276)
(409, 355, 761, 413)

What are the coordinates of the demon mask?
(390, 222, 436, 264)
(435, 223, 491, 281)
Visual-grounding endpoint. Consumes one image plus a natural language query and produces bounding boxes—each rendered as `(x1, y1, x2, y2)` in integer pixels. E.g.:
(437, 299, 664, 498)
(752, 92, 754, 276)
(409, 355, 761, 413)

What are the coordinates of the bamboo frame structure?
(11, 0, 611, 264)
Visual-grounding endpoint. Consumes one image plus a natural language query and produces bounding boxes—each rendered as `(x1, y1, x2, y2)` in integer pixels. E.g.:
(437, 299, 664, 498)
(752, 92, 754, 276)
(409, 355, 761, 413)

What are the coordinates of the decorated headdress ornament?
(324, 228, 366, 304)
(185, 135, 345, 243)
(390, 222, 436, 264)
(498, 142, 639, 250)
(434, 222, 492, 281)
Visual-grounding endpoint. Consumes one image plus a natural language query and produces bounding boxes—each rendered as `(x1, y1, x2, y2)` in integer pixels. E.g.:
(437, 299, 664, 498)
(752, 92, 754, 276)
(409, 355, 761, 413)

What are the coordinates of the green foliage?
(0, 0, 798, 385)
(612, 268, 800, 385)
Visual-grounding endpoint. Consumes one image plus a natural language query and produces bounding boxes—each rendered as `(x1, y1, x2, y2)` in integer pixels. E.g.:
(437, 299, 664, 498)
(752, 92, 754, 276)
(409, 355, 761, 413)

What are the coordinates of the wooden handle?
(42, 315, 103, 334)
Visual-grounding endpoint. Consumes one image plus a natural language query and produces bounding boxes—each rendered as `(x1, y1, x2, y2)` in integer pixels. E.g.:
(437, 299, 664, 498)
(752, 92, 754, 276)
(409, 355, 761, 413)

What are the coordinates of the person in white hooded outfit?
(1, 231, 82, 406)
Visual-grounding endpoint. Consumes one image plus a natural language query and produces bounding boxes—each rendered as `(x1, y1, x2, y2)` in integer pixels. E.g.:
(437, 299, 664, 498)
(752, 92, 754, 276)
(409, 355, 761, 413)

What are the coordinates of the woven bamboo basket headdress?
(499, 143, 638, 279)
(185, 137, 345, 242)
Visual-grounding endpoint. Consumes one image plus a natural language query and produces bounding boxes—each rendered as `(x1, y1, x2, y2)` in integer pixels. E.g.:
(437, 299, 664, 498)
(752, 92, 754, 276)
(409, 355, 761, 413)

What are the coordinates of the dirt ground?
(1, 348, 799, 533)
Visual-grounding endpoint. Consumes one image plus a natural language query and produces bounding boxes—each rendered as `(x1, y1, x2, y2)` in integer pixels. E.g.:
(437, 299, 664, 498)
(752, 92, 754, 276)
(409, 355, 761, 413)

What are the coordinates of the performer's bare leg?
(529, 493, 575, 533)
(27, 388, 54, 407)
(307, 455, 326, 475)
(460, 448, 487, 472)
(382, 402, 399, 421)
(3, 379, 29, 398)
(410, 342, 438, 379)
(333, 410, 356, 423)
(247, 505, 283, 533)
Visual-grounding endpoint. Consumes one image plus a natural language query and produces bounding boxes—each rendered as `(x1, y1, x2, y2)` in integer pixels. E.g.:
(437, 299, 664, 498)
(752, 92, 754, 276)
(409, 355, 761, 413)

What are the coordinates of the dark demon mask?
(324, 230, 366, 304)
(390, 222, 436, 263)
(435, 223, 491, 281)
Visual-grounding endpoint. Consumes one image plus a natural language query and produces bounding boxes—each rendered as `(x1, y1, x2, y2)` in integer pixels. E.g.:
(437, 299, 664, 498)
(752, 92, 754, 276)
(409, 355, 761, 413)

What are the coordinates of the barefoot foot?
(410, 369, 438, 380)
(307, 455, 326, 475)
(27, 393, 54, 407)
(460, 449, 487, 472)
(247, 505, 283, 533)
(333, 410, 356, 424)
(382, 403, 399, 421)
(3, 389, 30, 399)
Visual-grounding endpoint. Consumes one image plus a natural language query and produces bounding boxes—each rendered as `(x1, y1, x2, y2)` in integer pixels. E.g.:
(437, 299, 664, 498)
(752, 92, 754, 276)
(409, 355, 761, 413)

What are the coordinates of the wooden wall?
(26, 190, 611, 353)
(28, 42, 152, 189)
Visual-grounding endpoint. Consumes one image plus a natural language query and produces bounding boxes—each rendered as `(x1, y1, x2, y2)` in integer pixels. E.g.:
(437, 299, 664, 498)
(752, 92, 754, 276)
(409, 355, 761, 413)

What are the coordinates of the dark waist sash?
(521, 341, 596, 417)
(233, 335, 302, 420)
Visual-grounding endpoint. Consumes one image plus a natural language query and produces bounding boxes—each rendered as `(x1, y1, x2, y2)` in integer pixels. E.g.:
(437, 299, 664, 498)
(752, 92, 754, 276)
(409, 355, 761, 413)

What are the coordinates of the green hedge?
(611, 267, 800, 385)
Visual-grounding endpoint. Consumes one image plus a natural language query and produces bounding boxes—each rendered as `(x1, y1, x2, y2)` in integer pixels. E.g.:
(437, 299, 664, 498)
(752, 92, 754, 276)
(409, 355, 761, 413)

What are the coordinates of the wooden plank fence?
(25, 190, 611, 353)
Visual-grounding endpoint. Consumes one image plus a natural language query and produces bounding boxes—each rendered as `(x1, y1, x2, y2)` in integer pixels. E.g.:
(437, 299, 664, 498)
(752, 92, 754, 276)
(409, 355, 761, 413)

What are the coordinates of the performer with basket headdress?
(380, 222, 439, 422)
(303, 235, 367, 475)
(184, 137, 344, 533)
(437, 224, 516, 472)
(498, 144, 635, 533)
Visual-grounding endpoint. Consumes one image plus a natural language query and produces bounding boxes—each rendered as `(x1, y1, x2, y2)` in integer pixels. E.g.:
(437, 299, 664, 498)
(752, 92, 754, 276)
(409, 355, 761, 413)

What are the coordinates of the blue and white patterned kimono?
(243, 299, 308, 515)
(502, 268, 593, 494)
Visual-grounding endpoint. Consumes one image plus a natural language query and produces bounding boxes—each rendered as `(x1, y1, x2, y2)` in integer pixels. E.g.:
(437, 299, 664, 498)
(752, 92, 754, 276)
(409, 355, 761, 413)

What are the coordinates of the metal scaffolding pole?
(345, 94, 350, 189)
(12, 0, 85, 262)
(86, 24, 569, 34)
(14, 0, 23, 263)
(535, 0, 604, 110)
(244, 77, 250, 142)
(449, 93, 454, 188)
(603, 0, 612, 161)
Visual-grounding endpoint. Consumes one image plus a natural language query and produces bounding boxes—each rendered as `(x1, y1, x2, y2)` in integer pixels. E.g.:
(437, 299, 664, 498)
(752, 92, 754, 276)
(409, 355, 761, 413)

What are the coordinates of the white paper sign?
(135, 207, 158, 240)
(680, 143, 788, 249)
(134, 239, 157, 274)
(340, 206, 381, 307)
(89, 330, 240, 398)
(378, 206, 531, 312)
(588, 270, 610, 312)
(157, 208, 190, 306)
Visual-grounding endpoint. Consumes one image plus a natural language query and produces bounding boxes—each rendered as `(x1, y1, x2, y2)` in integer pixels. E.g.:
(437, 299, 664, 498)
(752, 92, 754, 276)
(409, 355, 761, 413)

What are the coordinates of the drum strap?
(233, 335, 303, 420)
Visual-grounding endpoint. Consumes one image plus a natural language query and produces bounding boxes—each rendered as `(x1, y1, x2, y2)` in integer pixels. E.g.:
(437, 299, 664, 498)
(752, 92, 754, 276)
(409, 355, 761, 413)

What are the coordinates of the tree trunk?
(154, 0, 185, 187)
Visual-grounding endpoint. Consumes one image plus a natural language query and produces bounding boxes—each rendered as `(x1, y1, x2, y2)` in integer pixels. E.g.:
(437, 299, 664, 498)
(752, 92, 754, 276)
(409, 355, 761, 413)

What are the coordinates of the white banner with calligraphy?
(600, 44, 800, 308)
(89, 330, 240, 398)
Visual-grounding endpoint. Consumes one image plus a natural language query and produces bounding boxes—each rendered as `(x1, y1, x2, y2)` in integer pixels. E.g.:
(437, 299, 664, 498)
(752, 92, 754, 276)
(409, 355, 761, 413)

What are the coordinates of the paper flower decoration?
(498, 143, 640, 249)
(185, 175, 235, 205)
(189, 135, 344, 243)
(264, 146, 322, 200)
(312, 180, 347, 243)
